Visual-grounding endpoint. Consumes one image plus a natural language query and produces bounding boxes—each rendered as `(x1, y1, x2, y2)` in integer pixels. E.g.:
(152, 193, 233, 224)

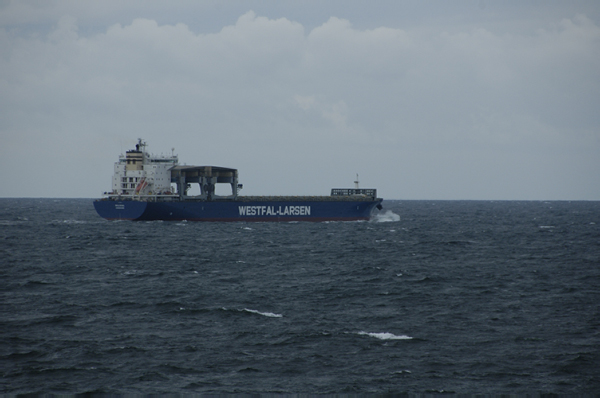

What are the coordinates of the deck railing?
(330, 188, 377, 198)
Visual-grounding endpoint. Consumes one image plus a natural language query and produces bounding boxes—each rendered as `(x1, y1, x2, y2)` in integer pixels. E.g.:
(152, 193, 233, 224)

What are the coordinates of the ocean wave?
(357, 331, 413, 340)
(0, 220, 28, 226)
(3, 199, 597, 394)
(372, 210, 400, 223)
(242, 308, 283, 318)
(55, 219, 88, 224)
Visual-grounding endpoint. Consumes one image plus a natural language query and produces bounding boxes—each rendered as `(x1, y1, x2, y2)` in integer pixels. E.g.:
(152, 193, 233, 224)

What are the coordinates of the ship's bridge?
(171, 165, 239, 200)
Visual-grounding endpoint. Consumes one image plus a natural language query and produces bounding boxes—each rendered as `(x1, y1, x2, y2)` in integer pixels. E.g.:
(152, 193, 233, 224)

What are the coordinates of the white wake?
(372, 210, 400, 223)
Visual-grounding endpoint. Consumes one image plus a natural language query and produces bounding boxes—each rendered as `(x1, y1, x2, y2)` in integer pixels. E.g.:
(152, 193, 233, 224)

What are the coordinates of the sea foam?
(372, 211, 400, 223)
(358, 331, 413, 340)
(242, 309, 283, 318)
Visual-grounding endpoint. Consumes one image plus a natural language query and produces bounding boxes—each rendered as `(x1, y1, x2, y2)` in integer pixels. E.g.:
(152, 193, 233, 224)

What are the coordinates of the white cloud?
(321, 100, 348, 130)
(293, 95, 316, 111)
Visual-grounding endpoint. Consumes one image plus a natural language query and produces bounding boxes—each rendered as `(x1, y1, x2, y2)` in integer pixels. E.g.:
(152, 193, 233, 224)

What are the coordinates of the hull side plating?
(94, 199, 382, 222)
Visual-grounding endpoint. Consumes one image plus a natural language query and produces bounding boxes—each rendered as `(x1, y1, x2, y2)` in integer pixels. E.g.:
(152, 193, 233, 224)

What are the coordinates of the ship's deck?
(236, 195, 381, 202)
(99, 195, 381, 202)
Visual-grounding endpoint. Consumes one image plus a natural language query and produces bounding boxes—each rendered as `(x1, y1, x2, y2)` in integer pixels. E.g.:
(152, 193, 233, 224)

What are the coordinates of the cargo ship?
(94, 139, 383, 222)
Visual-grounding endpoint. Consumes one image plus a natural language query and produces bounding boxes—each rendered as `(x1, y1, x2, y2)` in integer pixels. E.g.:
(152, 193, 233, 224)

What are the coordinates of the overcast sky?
(1, 0, 599, 200)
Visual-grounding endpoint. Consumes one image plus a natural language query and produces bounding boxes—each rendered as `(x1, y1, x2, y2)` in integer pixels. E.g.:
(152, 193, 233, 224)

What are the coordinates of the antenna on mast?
(354, 174, 359, 189)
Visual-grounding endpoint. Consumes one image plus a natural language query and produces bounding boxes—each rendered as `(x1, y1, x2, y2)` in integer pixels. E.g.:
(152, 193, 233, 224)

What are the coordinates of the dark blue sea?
(1, 199, 599, 394)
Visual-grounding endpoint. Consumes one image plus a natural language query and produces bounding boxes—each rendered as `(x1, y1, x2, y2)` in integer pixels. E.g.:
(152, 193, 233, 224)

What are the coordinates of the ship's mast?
(136, 138, 147, 154)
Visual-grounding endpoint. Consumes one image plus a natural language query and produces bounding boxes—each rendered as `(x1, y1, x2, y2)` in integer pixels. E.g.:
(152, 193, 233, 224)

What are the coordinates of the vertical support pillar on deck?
(176, 171, 186, 200)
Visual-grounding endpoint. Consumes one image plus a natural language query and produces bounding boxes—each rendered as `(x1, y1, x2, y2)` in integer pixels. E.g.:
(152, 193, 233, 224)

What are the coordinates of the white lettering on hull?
(238, 205, 311, 216)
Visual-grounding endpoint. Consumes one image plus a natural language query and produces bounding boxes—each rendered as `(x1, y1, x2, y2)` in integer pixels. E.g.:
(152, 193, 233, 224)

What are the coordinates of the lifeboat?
(135, 178, 148, 194)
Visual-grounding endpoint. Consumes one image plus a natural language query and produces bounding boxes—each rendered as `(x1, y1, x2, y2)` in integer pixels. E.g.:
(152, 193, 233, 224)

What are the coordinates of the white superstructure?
(110, 139, 178, 196)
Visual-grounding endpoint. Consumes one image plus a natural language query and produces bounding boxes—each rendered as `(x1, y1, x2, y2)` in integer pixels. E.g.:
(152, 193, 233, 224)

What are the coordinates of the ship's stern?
(93, 200, 148, 220)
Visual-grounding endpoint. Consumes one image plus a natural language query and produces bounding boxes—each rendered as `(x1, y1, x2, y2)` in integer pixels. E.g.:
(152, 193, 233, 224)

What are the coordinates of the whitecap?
(242, 308, 283, 318)
(48, 219, 86, 225)
(123, 270, 141, 276)
(358, 331, 412, 340)
(372, 211, 400, 223)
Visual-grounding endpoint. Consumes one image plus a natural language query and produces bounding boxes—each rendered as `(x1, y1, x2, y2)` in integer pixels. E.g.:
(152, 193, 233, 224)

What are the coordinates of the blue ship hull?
(94, 199, 383, 222)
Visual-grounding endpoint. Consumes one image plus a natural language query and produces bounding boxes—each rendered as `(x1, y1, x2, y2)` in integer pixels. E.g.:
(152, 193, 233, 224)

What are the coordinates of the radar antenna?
(136, 138, 147, 153)
(354, 174, 360, 189)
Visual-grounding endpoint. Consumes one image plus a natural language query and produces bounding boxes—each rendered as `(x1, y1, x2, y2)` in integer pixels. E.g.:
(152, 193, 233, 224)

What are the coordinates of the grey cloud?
(1, 3, 599, 199)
